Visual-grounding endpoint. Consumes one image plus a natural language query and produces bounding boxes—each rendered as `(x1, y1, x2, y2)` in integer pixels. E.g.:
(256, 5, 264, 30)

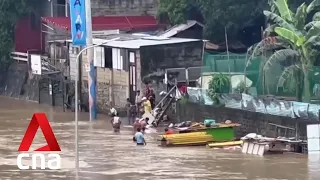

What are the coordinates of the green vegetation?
(207, 73, 230, 103)
(248, 0, 320, 102)
(0, 0, 34, 71)
(158, 0, 312, 42)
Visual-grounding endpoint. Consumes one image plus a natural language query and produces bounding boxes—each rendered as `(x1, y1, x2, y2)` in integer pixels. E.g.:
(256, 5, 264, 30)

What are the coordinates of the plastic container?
(204, 119, 216, 126)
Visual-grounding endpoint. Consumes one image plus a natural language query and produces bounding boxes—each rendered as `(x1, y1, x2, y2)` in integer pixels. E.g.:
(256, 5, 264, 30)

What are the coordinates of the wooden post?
(38, 80, 41, 104)
(295, 122, 299, 140)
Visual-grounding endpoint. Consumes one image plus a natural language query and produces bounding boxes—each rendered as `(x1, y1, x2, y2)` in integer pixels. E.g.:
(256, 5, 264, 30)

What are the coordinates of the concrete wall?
(81, 54, 129, 113)
(0, 63, 39, 102)
(138, 41, 203, 101)
(91, 0, 158, 16)
(176, 102, 310, 139)
(39, 0, 158, 17)
(140, 41, 203, 78)
(0, 62, 66, 107)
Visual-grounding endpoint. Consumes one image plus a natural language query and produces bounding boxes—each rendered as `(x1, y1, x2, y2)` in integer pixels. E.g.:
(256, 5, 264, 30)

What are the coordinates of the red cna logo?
(17, 113, 61, 170)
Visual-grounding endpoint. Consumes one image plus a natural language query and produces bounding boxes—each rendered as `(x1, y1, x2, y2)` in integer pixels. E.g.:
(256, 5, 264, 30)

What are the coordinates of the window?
(129, 52, 135, 63)
(56, 0, 67, 17)
(104, 47, 112, 68)
(91, 47, 127, 70)
(112, 48, 123, 70)
(94, 46, 105, 67)
(57, 0, 65, 5)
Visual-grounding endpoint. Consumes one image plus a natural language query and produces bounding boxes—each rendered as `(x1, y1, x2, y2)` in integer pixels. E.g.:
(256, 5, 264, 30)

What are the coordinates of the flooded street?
(0, 96, 319, 180)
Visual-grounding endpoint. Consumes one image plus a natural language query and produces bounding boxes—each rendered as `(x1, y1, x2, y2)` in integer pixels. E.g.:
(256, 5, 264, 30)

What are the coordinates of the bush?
(207, 73, 230, 103)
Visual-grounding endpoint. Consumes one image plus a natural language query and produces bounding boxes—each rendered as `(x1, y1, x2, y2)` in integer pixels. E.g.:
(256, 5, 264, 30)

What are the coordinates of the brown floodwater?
(0, 96, 319, 180)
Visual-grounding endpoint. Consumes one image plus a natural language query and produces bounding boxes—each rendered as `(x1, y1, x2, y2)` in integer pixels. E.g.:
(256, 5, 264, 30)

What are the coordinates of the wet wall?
(0, 62, 39, 102)
(176, 102, 311, 139)
(0, 62, 65, 107)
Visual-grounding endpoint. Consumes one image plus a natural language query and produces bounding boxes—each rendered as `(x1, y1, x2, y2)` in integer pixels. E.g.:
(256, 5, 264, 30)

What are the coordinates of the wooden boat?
(160, 132, 214, 146)
(177, 123, 241, 133)
(159, 123, 240, 146)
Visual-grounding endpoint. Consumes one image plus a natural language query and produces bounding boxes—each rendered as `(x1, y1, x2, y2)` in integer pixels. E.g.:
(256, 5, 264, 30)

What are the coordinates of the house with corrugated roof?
(65, 34, 204, 111)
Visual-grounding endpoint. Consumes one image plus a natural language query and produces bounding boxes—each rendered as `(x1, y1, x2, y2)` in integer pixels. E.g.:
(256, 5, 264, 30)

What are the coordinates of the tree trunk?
(303, 70, 311, 102)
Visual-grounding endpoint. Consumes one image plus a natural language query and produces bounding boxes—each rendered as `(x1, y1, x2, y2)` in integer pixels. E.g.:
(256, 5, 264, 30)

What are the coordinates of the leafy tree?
(158, 0, 267, 42)
(248, 0, 320, 102)
(158, 0, 314, 43)
(0, 0, 34, 71)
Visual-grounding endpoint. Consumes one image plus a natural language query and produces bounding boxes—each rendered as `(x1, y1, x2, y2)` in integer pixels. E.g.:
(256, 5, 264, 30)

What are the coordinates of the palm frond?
(274, 27, 305, 46)
(305, 35, 320, 46)
(264, 24, 277, 34)
(263, 49, 299, 71)
(306, 21, 320, 40)
(313, 12, 320, 21)
(263, 10, 295, 31)
(247, 36, 290, 67)
(269, 0, 279, 13)
(273, 0, 293, 22)
(307, 0, 320, 13)
(294, 2, 307, 30)
(276, 65, 300, 91)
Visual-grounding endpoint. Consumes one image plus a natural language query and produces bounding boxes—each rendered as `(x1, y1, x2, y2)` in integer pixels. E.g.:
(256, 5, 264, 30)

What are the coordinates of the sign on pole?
(69, 0, 87, 46)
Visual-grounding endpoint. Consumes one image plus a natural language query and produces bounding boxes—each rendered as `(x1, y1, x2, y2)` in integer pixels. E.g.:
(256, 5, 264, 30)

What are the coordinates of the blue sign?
(69, 0, 87, 46)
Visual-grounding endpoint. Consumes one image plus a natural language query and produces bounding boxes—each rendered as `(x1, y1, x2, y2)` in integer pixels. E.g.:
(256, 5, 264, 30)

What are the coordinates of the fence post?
(185, 68, 189, 86)
(307, 104, 310, 120)
(240, 93, 243, 110)
(49, 78, 54, 106)
(62, 80, 65, 112)
(295, 122, 299, 140)
(38, 80, 41, 104)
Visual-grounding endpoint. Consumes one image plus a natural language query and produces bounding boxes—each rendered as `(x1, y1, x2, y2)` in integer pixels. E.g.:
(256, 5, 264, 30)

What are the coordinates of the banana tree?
(248, 0, 320, 102)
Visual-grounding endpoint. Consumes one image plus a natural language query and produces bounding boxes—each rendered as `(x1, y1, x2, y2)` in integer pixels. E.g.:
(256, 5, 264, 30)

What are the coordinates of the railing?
(186, 88, 320, 122)
(165, 66, 202, 83)
(11, 52, 28, 62)
(11, 51, 67, 76)
(267, 123, 296, 138)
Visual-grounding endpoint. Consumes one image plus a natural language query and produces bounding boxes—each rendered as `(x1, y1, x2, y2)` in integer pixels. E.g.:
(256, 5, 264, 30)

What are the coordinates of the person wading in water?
(111, 113, 121, 132)
(133, 128, 146, 146)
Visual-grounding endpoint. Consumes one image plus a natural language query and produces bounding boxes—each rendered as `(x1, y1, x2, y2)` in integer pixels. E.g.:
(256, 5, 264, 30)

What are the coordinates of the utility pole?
(85, 0, 97, 120)
(65, 0, 68, 17)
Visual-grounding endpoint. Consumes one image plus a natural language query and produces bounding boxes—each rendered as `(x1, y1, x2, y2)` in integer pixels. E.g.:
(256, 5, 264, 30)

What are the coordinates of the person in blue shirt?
(133, 128, 146, 146)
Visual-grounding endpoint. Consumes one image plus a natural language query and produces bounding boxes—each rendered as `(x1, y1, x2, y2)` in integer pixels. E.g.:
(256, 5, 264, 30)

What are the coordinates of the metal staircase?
(40, 57, 63, 75)
(153, 85, 178, 127)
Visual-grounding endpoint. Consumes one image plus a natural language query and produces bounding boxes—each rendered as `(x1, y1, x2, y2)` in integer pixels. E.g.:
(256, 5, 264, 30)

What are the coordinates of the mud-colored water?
(0, 96, 319, 180)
